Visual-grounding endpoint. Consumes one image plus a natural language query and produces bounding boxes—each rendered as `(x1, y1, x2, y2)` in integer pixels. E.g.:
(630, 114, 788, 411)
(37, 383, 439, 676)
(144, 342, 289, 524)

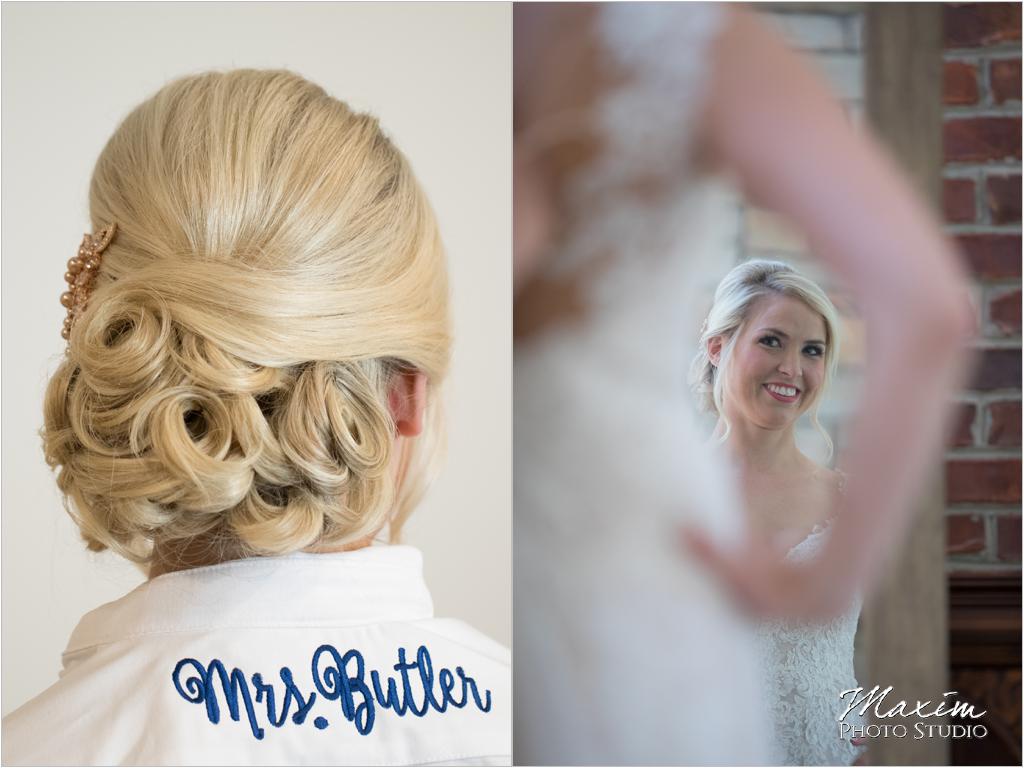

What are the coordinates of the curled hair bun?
(43, 69, 450, 563)
(46, 303, 401, 562)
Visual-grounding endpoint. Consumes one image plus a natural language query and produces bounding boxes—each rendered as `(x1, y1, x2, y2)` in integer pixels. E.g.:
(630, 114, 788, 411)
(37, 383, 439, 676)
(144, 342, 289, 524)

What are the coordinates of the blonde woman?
(691, 259, 865, 765)
(2, 70, 510, 766)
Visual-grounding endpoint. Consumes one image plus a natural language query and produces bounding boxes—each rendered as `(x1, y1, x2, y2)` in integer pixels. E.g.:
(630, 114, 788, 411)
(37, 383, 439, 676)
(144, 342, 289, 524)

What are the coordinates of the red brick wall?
(942, 3, 1022, 571)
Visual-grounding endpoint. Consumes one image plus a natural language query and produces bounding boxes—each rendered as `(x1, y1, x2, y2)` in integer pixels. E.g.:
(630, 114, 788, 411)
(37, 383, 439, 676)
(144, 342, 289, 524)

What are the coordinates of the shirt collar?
(63, 544, 434, 657)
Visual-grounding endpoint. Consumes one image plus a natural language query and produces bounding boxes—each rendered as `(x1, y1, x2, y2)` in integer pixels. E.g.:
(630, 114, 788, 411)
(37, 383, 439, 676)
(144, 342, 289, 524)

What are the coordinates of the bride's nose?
(777, 351, 801, 378)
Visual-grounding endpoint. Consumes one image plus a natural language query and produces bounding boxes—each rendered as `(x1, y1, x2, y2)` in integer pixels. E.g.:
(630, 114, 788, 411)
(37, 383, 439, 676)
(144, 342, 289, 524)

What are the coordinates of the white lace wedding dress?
(758, 518, 867, 766)
(515, 5, 770, 765)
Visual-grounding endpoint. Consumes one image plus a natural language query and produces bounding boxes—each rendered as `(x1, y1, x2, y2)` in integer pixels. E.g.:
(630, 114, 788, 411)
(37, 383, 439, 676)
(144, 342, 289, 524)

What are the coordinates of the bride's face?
(718, 293, 828, 431)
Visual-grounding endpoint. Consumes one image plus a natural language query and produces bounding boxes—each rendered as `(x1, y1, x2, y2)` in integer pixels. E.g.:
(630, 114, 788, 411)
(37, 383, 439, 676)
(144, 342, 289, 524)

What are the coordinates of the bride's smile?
(763, 382, 801, 403)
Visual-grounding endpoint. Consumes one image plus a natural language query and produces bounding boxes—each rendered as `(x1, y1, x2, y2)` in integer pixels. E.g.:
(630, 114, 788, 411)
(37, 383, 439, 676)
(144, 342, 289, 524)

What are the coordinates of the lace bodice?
(757, 522, 866, 766)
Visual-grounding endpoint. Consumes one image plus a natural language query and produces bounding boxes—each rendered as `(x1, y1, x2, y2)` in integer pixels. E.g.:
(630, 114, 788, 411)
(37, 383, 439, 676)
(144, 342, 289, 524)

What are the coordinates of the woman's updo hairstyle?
(42, 69, 450, 564)
(689, 259, 840, 458)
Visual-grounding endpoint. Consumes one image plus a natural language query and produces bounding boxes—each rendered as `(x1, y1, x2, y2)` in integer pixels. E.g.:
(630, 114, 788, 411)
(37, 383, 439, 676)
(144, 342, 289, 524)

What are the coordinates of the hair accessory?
(61, 223, 117, 341)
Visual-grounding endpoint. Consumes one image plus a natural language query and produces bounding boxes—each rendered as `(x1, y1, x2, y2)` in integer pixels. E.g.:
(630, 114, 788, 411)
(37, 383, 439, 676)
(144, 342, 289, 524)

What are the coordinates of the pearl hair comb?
(60, 223, 117, 341)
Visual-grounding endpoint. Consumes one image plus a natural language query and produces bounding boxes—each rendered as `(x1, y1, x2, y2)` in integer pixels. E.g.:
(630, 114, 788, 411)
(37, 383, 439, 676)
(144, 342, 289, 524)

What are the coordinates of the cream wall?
(0, 2, 511, 716)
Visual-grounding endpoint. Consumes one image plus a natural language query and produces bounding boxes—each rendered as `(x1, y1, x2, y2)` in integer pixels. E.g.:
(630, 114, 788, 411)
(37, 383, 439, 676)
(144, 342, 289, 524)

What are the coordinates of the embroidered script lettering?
(172, 645, 492, 739)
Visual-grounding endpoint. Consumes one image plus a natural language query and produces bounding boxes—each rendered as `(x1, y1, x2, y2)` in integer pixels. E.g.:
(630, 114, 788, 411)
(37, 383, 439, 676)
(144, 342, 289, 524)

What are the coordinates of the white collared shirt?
(2, 546, 511, 766)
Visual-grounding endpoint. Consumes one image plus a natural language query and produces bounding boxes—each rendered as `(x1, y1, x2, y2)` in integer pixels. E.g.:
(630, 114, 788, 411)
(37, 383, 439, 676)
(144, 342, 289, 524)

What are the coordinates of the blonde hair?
(689, 259, 840, 459)
(42, 69, 450, 564)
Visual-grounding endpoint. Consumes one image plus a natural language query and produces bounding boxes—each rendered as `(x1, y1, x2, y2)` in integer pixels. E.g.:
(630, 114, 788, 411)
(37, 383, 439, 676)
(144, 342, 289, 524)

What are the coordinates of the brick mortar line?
(947, 224, 1023, 234)
(946, 545, 996, 563)
(966, 278, 1021, 290)
(979, 51, 995, 107)
(944, 47, 1024, 60)
(952, 391, 1023, 403)
(985, 513, 1000, 559)
(951, 170, 1024, 182)
(946, 504, 1023, 515)
(976, 165, 989, 224)
(970, 279, 1024, 291)
(944, 162, 1023, 175)
(967, 393, 985, 446)
(967, 337, 1023, 349)
(943, 108, 1023, 118)
(945, 449, 1022, 460)
(794, 47, 863, 56)
(945, 563, 1022, 573)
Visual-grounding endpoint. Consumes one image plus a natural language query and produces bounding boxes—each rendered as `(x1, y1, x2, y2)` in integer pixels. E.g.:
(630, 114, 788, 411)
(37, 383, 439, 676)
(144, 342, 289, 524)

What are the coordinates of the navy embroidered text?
(172, 645, 491, 739)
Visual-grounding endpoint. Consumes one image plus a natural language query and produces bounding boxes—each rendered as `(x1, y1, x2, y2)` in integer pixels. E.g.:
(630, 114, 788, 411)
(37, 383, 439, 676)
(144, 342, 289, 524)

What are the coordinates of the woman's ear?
(707, 336, 724, 367)
(388, 369, 428, 437)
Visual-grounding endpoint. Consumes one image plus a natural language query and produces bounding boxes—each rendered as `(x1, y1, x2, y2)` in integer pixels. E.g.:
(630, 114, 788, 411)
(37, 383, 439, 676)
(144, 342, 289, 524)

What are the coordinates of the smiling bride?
(691, 259, 866, 766)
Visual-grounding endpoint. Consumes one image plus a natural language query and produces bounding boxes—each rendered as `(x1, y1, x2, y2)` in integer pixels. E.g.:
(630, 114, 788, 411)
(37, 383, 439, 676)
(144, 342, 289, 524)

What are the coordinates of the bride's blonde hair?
(42, 69, 450, 564)
(689, 259, 840, 459)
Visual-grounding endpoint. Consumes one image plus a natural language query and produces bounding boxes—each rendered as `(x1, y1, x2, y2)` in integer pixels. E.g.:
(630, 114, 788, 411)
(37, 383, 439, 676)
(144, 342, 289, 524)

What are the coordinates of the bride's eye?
(804, 345, 825, 357)
(758, 335, 781, 349)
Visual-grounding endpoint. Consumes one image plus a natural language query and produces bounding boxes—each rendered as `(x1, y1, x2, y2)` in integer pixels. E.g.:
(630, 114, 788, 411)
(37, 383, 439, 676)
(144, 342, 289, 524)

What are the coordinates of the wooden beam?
(857, 5, 949, 766)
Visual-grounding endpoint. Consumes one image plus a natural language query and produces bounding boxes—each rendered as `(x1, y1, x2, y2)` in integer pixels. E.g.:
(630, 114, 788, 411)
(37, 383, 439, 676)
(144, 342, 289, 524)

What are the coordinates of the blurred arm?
(696, 7, 974, 599)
